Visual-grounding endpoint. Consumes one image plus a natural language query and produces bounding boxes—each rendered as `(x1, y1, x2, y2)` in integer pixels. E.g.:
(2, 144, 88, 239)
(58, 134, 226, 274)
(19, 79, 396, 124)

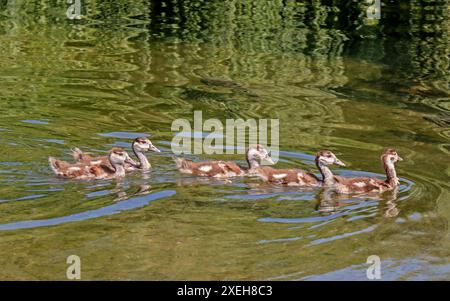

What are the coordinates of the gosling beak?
(334, 159, 346, 167)
(125, 155, 138, 166)
(397, 156, 403, 161)
(264, 156, 275, 165)
(149, 145, 161, 153)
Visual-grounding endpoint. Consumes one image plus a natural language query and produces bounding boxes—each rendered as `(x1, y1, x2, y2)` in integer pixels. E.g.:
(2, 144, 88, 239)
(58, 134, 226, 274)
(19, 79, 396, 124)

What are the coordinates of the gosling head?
(381, 148, 403, 164)
(109, 148, 135, 166)
(381, 149, 402, 186)
(247, 144, 274, 165)
(315, 150, 346, 167)
(132, 137, 161, 153)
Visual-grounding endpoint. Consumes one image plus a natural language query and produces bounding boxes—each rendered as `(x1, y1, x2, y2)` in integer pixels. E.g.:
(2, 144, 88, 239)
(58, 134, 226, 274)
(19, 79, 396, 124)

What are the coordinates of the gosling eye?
(390, 157, 395, 161)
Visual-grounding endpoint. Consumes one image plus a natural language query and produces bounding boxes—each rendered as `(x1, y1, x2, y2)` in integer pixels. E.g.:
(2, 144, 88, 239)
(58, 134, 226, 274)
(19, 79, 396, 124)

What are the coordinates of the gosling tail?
(48, 157, 61, 175)
(71, 147, 84, 161)
(172, 156, 191, 170)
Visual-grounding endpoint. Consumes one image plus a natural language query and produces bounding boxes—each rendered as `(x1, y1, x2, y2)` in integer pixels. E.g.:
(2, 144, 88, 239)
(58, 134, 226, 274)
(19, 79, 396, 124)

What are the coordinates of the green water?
(0, 0, 449, 280)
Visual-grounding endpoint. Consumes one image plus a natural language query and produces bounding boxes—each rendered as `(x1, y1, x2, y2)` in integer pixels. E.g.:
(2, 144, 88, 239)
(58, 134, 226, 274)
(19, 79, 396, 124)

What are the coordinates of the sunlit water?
(0, 1, 449, 280)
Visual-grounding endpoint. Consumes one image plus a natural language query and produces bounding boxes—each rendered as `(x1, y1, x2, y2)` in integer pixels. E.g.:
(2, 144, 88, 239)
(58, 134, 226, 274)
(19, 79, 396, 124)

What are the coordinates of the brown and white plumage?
(173, 158, 244, 178)
(49, 148, 136, 180)
(317, 149, 403, 194)
(252, 167, 321, 186)
(253, 150, 345, 186)
(173, 144, 274, 178)
(332, 176, 392, 194)
(71, 137, 160, 171)
(331, 149, 403, 194)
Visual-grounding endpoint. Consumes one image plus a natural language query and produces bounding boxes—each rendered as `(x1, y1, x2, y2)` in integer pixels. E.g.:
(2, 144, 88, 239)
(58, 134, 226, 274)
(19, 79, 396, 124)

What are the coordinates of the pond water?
(0, 1, 449, 280)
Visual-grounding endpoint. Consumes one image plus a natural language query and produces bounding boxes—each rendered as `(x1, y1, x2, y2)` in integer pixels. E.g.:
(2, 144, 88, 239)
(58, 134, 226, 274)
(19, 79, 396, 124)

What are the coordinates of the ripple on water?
(0, 190, 176, 231)
(98, 132, 150, 139)
(248, 148, 417, 247)
(14, 194, 48, 201)
(0, 162, 25, 167)
(259, 236, 303, 244)
(301, 257, 450, 280)
(0, 146, 418, 254)
(309, 225, 377, 246)
(85, 189, 114, 199)
(20, 120, 49, 125)
(39, 139, 65, 145)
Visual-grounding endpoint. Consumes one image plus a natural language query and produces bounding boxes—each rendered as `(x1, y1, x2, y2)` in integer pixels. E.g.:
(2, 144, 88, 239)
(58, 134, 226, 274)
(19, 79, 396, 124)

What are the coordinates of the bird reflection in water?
(111, 173, 152, 202)
(316, 187, 400, 218)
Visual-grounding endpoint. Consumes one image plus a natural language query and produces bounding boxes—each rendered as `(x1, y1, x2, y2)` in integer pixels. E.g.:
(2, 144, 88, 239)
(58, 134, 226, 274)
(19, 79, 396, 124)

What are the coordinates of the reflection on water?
(0, 0, 449, 280)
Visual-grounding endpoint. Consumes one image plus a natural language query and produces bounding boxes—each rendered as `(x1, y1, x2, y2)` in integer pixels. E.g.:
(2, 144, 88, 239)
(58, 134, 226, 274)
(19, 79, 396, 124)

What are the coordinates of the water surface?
(0, 0, 449, 280)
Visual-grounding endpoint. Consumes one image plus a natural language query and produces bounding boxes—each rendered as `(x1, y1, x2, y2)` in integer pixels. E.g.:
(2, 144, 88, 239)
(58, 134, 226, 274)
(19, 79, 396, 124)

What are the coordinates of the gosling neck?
(246, 152, 260, 170)
(112, 163, 126, 177)
(133, 148, 151, 170)
(245, 147, 260, 170)
(383, 159, 399, 187)
(316, 161, 335, 186)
